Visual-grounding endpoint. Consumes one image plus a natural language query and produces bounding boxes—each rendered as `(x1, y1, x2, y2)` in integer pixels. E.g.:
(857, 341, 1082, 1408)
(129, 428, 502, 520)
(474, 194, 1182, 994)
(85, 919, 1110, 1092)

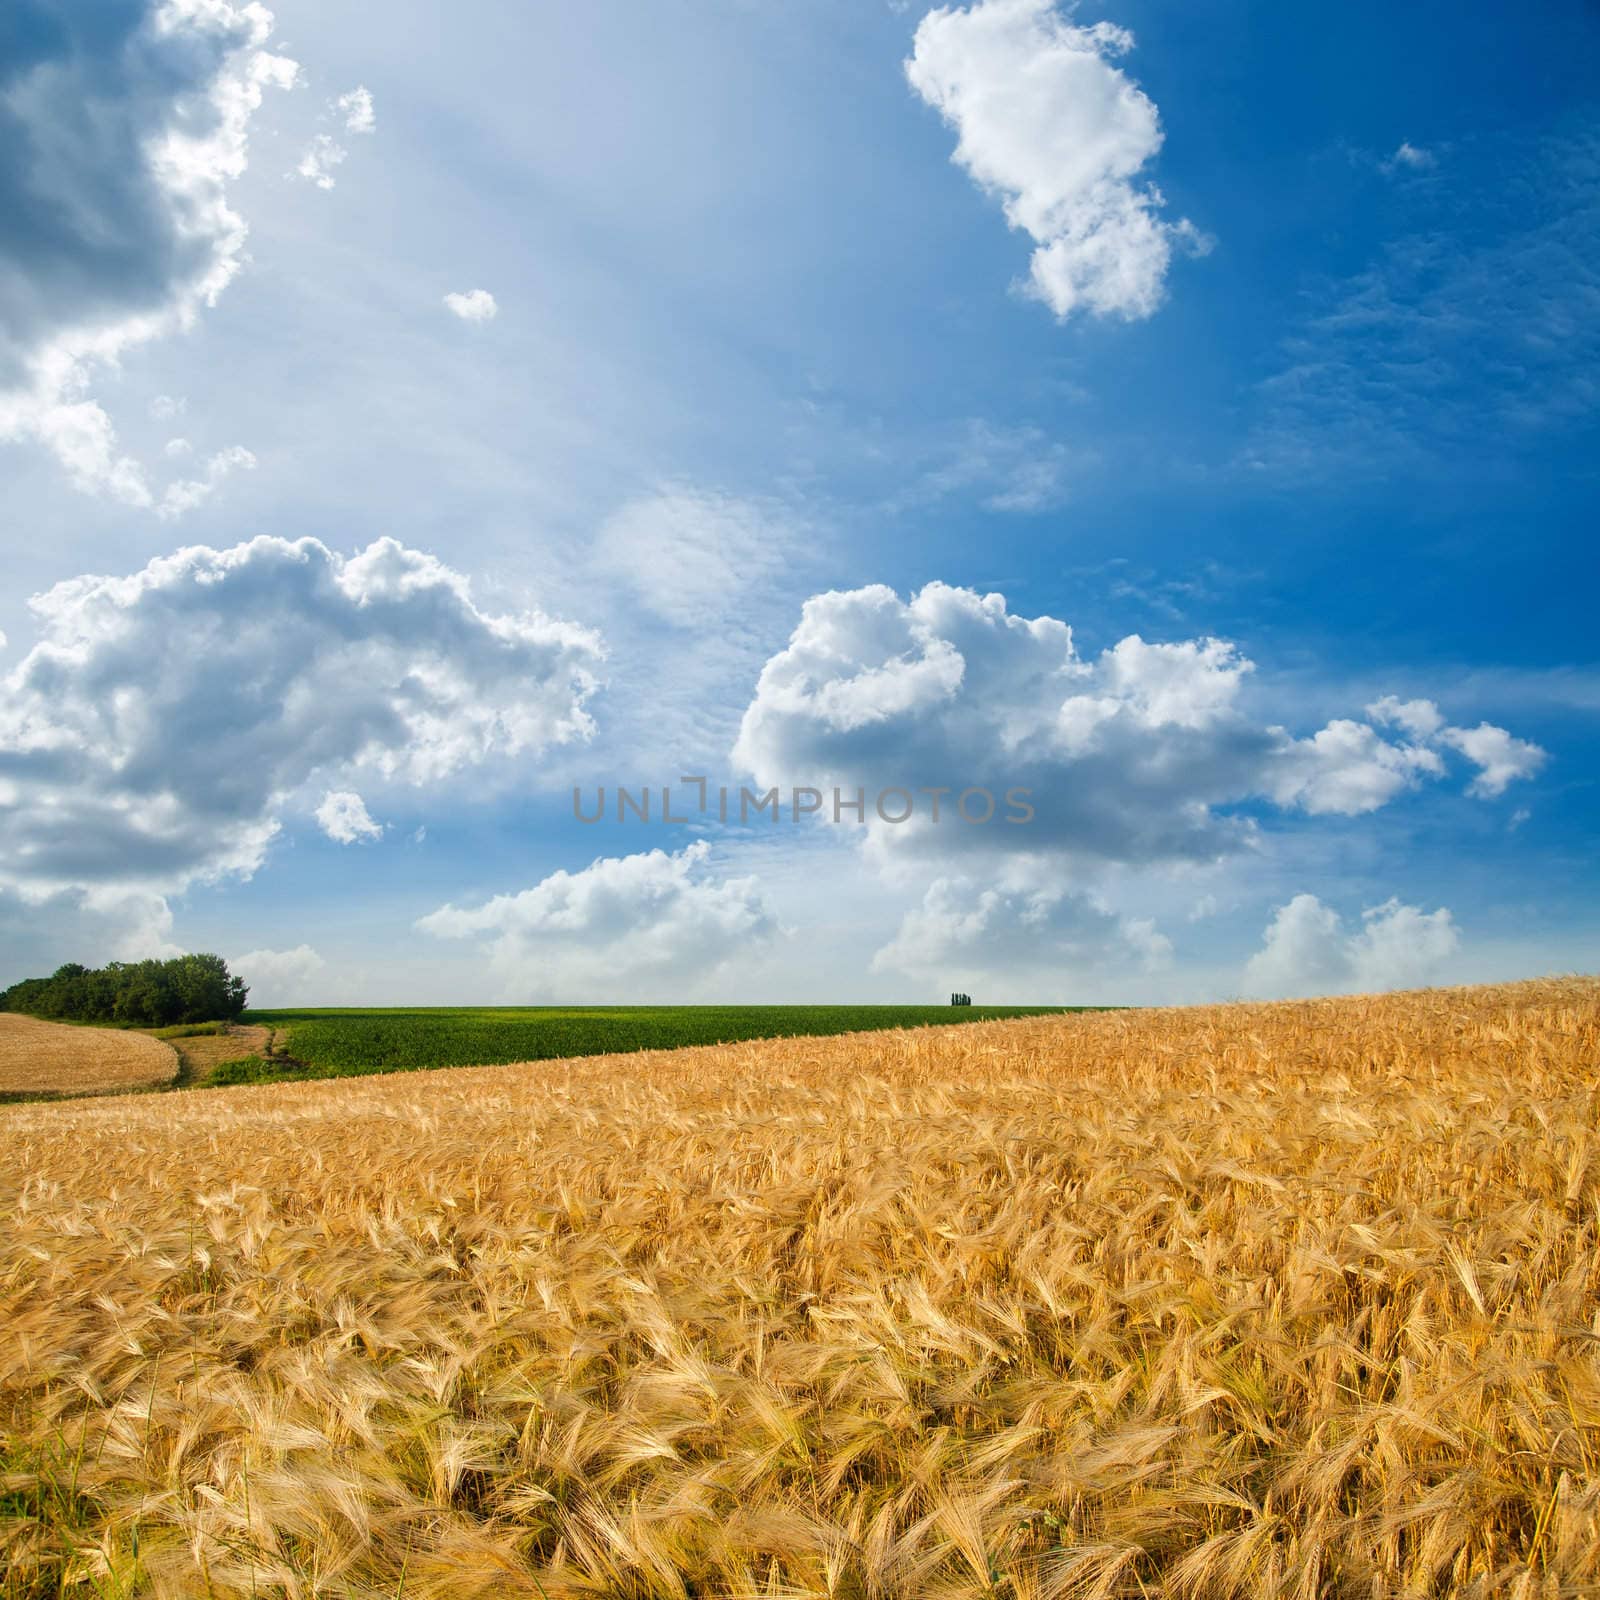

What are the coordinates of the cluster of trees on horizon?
(0, 955, 249, 1027)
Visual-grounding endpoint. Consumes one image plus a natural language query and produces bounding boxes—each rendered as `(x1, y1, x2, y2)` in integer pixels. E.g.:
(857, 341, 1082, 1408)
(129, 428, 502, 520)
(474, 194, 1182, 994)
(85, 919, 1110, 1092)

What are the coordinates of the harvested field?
(0, 1012, 177, 1099)
(2, 978, 1598, 1597)
(165, 1023, 275, 1084)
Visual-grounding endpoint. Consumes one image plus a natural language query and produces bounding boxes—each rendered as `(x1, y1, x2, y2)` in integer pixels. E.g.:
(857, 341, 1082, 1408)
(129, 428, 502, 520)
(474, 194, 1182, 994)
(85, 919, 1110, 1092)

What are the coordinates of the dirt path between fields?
(167, 1025, 275, 1085)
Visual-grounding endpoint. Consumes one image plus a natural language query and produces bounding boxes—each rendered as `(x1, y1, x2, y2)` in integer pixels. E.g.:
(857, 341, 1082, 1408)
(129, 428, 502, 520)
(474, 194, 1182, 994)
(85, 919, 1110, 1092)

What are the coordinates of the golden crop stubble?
(0, 1013, 178, 1098)
(1, 978, 1598, 1599)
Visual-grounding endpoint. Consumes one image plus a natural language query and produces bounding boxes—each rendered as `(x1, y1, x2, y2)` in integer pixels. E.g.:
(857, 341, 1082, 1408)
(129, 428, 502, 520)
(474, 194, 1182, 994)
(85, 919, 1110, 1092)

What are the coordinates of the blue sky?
(0, 0, 1595, 1004)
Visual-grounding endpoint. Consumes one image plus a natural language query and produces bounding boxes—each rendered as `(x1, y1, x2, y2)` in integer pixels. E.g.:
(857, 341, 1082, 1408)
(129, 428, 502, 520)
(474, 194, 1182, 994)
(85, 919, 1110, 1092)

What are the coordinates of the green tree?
(0, 954, 250, 1025)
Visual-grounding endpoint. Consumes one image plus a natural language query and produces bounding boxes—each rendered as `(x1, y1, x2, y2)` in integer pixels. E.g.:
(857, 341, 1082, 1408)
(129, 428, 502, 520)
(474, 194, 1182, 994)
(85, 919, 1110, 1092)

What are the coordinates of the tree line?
(0, 955, 249, 1027)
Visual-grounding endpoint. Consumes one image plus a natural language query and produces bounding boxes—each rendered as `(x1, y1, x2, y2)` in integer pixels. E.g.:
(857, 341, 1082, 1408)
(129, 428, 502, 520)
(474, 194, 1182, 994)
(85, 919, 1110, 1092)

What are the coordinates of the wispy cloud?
(295, 133, 348, 190)
(584, 485, 817, 765)
(1243, 129, 1600, 478)
(1381, 140, 1439, 175)
(902, 419, 1083, 514)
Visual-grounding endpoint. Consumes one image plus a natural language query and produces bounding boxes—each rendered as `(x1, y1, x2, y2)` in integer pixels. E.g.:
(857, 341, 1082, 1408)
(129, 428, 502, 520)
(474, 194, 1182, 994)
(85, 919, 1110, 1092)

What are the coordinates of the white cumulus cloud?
(418, 842, 777, 1002)
(315, 790, 383, 845)
(444, 289, 499, 322)
(0, 0, 296, 509)
(0, 885, 182, 978)
(0, 536, 603, 913)
(334, 85, 375, 133)
(1367, 696, 1546, 800)
(1243, 894, 1460, 999)
(733, 582, 1544, 877)
(1267, 719, 1445, 816)
(1365, 694, 1444, 742)
(872, 875, 1170, 998)
(230, 944, 326, 1007)
(1437, 721, 1548, 798)
(906, 0, 1205, 321)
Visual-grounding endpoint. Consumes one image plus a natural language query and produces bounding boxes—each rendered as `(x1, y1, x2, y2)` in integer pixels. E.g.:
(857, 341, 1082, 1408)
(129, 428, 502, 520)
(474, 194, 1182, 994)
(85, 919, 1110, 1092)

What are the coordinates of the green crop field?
(238, 1004, 1099, 1082)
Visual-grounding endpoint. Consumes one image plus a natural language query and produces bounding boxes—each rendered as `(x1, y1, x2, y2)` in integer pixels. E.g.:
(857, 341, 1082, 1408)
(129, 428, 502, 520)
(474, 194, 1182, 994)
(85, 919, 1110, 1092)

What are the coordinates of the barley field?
(2, 979, 1598, 1599)
(0, 1014, 178, 1100)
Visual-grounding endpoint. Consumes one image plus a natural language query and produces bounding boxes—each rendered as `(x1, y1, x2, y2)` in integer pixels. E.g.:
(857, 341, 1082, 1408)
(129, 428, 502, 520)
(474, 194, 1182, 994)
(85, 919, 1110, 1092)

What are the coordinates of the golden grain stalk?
(1, 979, 1597, 1598)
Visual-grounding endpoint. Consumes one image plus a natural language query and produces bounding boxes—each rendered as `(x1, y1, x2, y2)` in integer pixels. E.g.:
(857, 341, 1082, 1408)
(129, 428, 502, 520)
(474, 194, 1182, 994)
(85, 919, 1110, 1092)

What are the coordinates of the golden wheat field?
(2, 979, 1599, 1599)
(0, 1013, 178, 1099)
